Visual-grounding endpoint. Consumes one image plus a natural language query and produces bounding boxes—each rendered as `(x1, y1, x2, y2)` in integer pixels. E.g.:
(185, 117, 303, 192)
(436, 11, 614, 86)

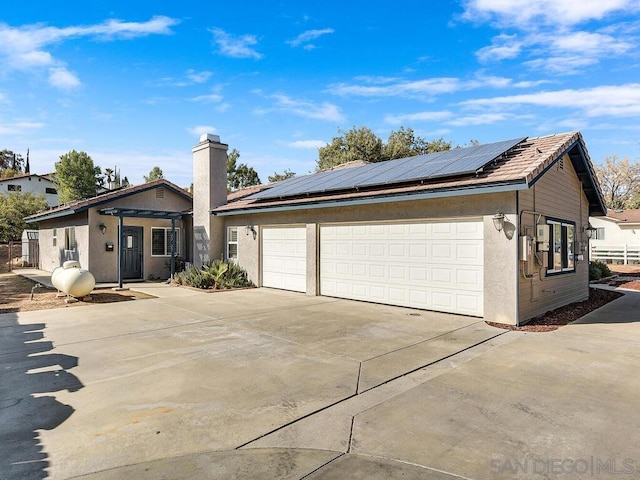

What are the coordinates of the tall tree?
(595, 155, 640, 209)
(144, 166, 164, 182)
(227, 148, 261, 191)
(318, 126, 452, 170)
(54, 150, 103, 202)
(268, 169, 296, 183)
(0, 192, 48, 242)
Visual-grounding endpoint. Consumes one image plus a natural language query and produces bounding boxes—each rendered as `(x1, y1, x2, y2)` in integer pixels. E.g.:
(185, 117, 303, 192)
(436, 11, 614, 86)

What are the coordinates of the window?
(52, 228, 57, 247)
(64, 227, 76, 251)
(7, 184, 21, 192)
(227, 227, 238, 261)
(594, 227, 605, 240)
(45, 187, 57, 194)
(151, 227, 180, 256)
(547, 220, 575, 274)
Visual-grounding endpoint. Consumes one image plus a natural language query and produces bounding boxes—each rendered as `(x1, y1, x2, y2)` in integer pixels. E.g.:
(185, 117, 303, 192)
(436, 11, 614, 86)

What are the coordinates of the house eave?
(213, 180, 528, 217)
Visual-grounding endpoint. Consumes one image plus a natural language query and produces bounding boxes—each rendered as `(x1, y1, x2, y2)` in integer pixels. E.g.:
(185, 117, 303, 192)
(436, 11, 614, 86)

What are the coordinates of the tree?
(0, 192, 48, 242)
(54, 150, 103, 202)
(268, 169, 296, 183)
(317, 126, 452, 170)
(227, 148, 261, 191)
(0, 149, 25, 177)
(595, 155, 640, 209)
(382, 127, 452, 160)
(144, 166, 164, 182)
(318, 126, 383, 170)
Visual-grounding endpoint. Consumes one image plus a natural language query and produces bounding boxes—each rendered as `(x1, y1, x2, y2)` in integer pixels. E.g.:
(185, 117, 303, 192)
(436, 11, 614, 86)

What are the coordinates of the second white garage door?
(262, 226, 307, 292)
(320, 221, 484, 316)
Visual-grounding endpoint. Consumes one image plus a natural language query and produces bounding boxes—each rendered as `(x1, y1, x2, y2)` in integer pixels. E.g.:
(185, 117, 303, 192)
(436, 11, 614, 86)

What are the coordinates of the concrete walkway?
(2, 276, 639, 479)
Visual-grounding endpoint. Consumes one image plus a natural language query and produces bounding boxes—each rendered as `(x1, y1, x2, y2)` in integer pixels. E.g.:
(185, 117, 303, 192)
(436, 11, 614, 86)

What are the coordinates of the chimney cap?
(200, 133, 221, 144)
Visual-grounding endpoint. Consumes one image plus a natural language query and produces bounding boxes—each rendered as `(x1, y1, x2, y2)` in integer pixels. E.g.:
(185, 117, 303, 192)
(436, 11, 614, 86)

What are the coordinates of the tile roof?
(26, 178, 192, 222)
(0, 173, 54, 183)
(605, 209, 640, 223)
(214, 132, 606, 216)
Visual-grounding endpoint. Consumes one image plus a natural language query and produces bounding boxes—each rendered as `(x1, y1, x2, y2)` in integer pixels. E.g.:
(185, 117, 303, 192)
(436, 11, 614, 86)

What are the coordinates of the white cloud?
(328, 77, 462, 98)
(257, 93, 344, 122)
(286, 28, 334, 48)
(0, 16, 179, 89)
(186, 70, 212, 83)
(48, 67, 81, 90)
(446, 113, 512, 126)
(0, 121, 45, 135)
(187, 125, 217, 137)
(286, 140, 326, 149)
(462, 0, 635, 27)
(462, 84, 640, 117)
(189, 93, 223, 103)
(476, 34, 522, 62)
(210, 28, 262, 59)
(384, 111, 453, 124)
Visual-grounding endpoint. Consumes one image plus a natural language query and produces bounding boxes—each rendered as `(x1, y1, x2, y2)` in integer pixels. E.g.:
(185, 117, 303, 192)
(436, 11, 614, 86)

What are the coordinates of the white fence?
(591, 244, 640, 264)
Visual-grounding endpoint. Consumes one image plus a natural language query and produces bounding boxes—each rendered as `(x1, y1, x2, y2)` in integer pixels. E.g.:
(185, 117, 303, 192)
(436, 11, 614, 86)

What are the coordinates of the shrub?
(175, 259, 253, 290)
(589, 260, 612, 281)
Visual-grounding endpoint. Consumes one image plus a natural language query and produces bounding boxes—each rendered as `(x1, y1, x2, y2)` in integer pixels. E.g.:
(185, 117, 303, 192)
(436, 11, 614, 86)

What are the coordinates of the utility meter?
(536, 224, 550, 252)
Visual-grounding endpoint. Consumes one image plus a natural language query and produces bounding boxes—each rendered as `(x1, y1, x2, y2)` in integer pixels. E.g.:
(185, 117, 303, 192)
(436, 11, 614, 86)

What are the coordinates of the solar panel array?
(249, 137, 526, 201)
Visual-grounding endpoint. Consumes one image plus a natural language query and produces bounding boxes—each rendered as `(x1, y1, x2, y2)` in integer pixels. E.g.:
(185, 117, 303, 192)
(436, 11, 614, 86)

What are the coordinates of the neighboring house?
(589, 209, 640, 265)
(0, 173, 60, 206)
(192, 131, 605, 326)
(25, 179, 192, 283)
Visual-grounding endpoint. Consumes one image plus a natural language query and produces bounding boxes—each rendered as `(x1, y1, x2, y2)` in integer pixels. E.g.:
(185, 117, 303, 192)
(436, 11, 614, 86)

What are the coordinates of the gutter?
(213, 180, 528, 216)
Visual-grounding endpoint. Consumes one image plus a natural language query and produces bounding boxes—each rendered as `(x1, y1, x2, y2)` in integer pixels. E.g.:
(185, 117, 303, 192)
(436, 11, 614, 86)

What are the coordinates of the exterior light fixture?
(245, 225, 257, 239)
(99, 223, 107, 235)
(492, 212, 505, 232)
(583, 224, 596, 239)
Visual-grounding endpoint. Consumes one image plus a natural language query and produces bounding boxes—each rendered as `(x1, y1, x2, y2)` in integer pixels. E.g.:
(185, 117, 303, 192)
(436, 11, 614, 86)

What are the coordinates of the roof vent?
(199, 133, 220, 144)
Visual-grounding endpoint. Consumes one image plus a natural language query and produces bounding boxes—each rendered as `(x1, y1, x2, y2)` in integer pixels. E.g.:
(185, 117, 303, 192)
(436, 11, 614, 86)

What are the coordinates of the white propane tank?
(52, 263, 96, 298)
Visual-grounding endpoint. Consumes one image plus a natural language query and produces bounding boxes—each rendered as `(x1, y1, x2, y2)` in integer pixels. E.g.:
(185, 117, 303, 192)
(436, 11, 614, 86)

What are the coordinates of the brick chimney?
(192, 133, 228, 267)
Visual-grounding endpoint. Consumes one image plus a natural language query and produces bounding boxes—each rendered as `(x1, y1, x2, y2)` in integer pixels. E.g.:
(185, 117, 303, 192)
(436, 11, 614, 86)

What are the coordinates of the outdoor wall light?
(99, 223, 107, 235)
(492, 212, 505, 232)
(245, 225, 255, 235)
(583, 223, 596, 239)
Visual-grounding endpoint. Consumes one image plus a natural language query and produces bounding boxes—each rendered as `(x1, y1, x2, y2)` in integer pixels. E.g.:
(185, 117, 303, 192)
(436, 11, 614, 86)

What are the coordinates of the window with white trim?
(547, 220, 575, 274)
(151, 227, 180, 256)
(594, 227, 605, 240)
(7, 184, 21, 192)
(227, 227, 238, 261)
(64, 227, 76, 251)
(52, 228, 57, 247)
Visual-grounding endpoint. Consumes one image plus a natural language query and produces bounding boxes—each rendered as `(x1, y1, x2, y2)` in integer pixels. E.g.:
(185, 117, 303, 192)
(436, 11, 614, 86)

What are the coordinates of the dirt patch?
(486, 288, 624, 332)
(606, 279, 640, 290)
(608, 264, 640, 276)
(0, 273, 155, 314)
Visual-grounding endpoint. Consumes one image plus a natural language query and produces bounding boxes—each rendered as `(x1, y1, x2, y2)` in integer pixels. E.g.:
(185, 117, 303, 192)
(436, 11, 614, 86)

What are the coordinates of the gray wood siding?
(518, 155, 590, 322)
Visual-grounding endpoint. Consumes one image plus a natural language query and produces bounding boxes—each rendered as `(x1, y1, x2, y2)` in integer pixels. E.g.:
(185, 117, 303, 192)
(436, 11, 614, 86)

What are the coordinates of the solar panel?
(249, 137, 525, 200)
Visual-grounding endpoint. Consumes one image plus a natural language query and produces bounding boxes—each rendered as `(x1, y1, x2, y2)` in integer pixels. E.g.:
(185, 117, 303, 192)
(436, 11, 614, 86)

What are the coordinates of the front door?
(122, 226, 143, 279)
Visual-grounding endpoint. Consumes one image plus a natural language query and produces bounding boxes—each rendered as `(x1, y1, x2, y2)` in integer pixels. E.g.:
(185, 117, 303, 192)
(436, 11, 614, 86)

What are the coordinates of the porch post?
(118, 215, 124, 289)
(170, 217, 176, 280)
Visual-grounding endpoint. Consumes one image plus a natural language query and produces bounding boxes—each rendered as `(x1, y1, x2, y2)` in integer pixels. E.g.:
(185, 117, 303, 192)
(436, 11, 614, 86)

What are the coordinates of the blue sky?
(1, 1, 640, 187)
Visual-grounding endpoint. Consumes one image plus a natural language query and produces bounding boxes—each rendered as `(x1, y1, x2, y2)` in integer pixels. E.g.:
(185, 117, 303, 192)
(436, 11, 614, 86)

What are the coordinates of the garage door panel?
(262, 226, 306, 293)
(320, 221, 483, 316)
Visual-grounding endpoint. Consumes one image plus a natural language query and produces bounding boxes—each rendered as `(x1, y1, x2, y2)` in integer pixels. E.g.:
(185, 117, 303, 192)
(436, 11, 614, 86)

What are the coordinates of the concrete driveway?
(1, 286, 639, 479)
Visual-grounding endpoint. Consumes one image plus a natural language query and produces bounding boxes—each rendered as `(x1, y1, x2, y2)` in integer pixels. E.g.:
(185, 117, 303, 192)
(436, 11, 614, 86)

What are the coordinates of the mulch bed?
(486, 288, 624, 332)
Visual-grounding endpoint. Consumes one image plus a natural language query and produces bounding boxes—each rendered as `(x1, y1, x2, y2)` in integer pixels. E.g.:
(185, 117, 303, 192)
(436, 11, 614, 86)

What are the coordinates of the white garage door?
(320, 221, 484, 316)
(262, 226, 307, 292)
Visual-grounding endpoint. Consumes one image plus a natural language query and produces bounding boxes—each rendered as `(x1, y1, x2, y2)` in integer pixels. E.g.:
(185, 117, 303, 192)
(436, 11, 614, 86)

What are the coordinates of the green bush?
(589, 260, 612, 281)
(175, 259, 254, 290)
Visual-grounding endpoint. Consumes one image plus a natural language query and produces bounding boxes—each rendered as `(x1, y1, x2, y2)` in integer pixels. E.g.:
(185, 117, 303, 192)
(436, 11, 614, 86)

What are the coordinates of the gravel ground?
(0, 273, 154, 314)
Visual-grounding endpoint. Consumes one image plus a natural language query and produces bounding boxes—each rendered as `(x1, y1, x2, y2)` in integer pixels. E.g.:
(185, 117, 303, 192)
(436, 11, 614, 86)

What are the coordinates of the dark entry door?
(122, 226, 143, 279)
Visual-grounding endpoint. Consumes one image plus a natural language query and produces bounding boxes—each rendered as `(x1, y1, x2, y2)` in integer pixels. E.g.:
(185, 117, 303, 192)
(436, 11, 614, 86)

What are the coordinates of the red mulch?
(486, 288, 624, 332)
